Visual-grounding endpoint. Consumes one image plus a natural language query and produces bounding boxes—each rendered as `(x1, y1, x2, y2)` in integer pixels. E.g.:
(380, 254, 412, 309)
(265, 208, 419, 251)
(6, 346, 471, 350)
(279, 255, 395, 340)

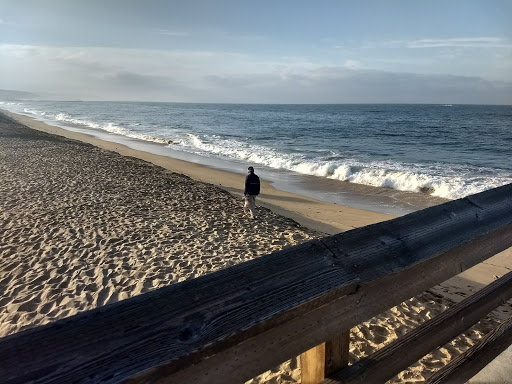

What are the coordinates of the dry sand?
(1, 110, 511, 383)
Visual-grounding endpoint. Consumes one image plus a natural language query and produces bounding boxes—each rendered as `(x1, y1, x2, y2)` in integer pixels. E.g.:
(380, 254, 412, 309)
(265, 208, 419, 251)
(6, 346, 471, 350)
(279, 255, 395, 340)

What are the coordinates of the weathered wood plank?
(426, 316, 512, 384)
(321, 271, 512, 384)
(0, 240, 356, 384)
(132, 185, 512, 384)
(161, 227, 512, 384)
(0, 184, 511, 384)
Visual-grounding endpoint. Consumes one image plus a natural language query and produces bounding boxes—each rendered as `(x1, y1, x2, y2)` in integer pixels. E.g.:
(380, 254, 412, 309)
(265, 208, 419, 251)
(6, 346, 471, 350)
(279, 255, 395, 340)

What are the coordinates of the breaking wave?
(176, 134, 512, 200)
(3, 100, 510, 201)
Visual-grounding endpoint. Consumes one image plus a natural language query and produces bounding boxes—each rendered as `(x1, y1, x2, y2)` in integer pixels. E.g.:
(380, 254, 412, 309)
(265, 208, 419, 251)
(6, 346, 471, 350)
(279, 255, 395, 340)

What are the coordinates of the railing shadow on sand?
(1, 184, 512, 384)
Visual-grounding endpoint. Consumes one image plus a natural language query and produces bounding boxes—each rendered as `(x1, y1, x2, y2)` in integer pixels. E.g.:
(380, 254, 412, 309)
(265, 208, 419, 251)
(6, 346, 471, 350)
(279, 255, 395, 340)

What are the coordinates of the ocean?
(1, 101, 511, 215)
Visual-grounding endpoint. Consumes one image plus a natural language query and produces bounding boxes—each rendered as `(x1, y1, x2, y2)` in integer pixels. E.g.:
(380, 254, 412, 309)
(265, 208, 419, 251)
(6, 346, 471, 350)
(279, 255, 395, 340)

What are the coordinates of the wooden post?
(301, 343, 326, 384)
(326, 331, 350, 376)
(301, 331, 350, 384)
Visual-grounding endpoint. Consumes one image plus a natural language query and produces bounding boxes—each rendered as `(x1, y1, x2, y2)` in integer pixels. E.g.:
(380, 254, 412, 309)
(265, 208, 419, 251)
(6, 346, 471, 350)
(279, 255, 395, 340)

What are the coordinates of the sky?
(1, 0, 511, 104)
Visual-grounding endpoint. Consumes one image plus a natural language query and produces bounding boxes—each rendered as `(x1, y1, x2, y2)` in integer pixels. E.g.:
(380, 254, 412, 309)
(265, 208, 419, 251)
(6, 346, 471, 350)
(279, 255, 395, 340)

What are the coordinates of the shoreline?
(0, 108, 394, 234)
(1, 109, 511, 383)
(0, 106, 453, 217)
(2, 109, 510, 283)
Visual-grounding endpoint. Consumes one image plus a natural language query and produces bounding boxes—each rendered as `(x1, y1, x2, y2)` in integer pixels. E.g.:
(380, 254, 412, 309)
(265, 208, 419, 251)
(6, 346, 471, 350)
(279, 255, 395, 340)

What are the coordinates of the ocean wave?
(0, 101, 21, 106)
(180, 134, 512, 200)
(3, 101, 510, 202)
(4, 103, 174, 146)
(52, 112, 172, 145)
(23, 107, 45, 116)
(288, 160, 510, 199)
(328, 166, 510, 199)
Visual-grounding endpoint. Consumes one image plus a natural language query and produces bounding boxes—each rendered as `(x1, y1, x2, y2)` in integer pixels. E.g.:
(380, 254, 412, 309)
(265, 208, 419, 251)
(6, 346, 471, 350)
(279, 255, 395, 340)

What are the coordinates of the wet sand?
(1, 110, 510, 383)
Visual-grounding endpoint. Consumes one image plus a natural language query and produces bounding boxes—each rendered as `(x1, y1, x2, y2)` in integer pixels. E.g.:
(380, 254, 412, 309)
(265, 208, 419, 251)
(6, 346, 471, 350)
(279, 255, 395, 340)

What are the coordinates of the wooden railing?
(1, 184, 511, 384)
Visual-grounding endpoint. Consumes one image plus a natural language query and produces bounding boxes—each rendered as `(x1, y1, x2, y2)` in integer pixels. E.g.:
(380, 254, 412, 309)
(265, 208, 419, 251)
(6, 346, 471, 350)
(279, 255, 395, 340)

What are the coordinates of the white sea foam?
(2, 101, 510, 202)
(179, 133, 512, 200)
(53, 112, 171, 145)
(23, 107, 44, 116)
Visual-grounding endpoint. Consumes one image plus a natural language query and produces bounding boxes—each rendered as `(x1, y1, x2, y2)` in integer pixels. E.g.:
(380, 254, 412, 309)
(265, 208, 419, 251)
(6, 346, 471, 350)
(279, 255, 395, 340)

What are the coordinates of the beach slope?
(0, 111, 510, 383)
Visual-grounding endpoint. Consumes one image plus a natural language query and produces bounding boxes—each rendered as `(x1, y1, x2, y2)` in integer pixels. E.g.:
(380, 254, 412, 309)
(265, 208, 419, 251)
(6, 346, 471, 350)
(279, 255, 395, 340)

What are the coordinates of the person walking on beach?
(244, 166, 260, 219)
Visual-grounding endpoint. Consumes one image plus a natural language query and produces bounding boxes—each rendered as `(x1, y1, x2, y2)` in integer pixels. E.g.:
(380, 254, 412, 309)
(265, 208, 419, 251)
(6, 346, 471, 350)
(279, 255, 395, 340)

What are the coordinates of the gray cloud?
(1, 44, 510, 104)
(376, 37, 512, 50)
(201, 68, 512, 104)
(405, 37, 510, 49)
(153, 29, 190, 37)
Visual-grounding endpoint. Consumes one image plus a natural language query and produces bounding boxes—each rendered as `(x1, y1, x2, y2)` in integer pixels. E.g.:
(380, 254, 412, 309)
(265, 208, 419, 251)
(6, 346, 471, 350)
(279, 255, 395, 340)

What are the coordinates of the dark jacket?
(245, 173, 260, 195)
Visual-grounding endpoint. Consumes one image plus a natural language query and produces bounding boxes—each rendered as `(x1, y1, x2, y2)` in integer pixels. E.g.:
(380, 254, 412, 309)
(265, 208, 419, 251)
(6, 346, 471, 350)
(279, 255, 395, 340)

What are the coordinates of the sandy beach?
(1, 110, 511, 383)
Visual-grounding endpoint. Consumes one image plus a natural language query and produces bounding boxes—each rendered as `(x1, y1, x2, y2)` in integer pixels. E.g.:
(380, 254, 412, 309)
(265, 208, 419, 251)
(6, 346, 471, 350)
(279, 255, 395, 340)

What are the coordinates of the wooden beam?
(0, 184, 511, 384)
(129, 185, 512, 384)
(300, 331, 350, 384)
(0, 240, 357, 384)
(321, 271, 512, 384)
(426, 316, 512, 384)
(116, 186, 512, 383)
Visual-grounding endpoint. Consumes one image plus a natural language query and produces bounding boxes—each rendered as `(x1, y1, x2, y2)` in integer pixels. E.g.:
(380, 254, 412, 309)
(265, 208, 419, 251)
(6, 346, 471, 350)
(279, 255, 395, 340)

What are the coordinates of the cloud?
(226, 34, 266, 42)
(201, 67, 512, 104)
(0, 17, 18, 26)
(384, 37, 511, 49)
(0, 44, 511, 104)
(344, 60, 362, 69)
(153, 29, 189, 37)
(407, 37, 510, 48)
